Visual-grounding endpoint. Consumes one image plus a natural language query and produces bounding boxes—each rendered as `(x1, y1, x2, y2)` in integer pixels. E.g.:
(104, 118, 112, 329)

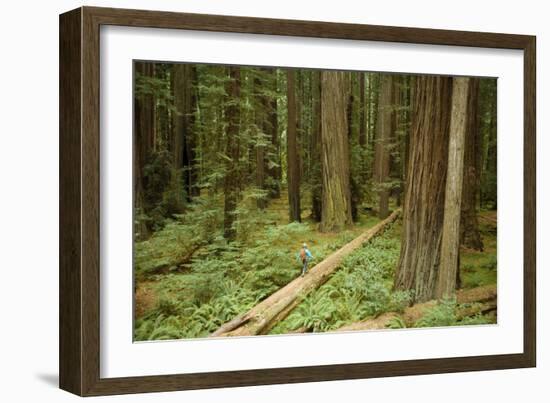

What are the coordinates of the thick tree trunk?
(335, 284, 497, 332)
(320, 71, 353, 232)
(134, 62, 155, 239)
(223, 67, 241, 240)
(374, 74, 393, 219)
(311, 71, 322, 221)
(436, 77, 470, 299)
(211, 210, 400, 337)
(287, 70, 301, 222)
(460, 78, 484, 250)
(394, 76, 453, 303)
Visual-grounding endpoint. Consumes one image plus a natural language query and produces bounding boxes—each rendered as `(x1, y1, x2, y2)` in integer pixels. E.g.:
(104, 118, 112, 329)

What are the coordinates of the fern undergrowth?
(135, 207, 497, 341)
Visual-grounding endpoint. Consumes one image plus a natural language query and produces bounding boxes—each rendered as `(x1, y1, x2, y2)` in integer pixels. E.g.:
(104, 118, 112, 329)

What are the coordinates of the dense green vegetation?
(273, 215, 498, 334)
(133, 62, 498, 341)
(271, 222, 408, 334)
(135, 202, 497, 340)
(135, 193, 382, 340)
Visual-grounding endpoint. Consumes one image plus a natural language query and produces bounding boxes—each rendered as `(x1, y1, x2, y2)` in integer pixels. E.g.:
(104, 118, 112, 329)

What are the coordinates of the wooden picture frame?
(59, 6, 536, 396)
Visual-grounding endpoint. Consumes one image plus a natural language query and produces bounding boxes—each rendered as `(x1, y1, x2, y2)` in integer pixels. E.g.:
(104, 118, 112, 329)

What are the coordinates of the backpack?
(299, 248, 306, 261)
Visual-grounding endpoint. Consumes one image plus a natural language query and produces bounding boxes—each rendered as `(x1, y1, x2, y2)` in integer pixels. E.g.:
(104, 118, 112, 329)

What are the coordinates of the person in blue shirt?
(298, 243, 313, 277)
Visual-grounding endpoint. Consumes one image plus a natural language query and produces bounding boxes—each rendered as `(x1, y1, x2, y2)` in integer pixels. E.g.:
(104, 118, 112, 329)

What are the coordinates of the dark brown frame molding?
(59, 6, 536, 396)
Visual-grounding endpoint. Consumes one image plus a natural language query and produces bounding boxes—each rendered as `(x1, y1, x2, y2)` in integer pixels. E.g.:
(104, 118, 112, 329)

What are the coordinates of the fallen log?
(456, 300, 497, 320)
(209, 314, 250, 337)
(334, 284, 497, 332)
(139, 243, 203, 277)
(211, 209, 401, 337)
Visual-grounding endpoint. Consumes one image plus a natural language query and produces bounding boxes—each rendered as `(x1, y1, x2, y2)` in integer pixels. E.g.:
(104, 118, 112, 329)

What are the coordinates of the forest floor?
(134, 192, 497, 341)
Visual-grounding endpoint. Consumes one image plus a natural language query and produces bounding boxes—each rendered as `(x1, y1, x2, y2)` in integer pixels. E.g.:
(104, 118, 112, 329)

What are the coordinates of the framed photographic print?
(59, 6, 536, 396)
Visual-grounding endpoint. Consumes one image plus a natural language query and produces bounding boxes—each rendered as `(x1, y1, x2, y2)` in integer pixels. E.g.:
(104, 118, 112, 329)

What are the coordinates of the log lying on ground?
(210, 209, 401, 337)
(334, 284, 497, 332)
(140, 243, 203, 276)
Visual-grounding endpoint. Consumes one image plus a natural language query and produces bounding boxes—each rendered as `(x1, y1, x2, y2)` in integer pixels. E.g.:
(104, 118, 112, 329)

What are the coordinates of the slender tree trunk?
(368, 74, 380, 155)
(392, 75, 402, 207)
(287, 70, 301, 222)
(311, 71, 322, 221)
(255, 137, 266, 209)
(460, 78, 484, 251)
(366, 74, 372, 148)
(172, 64, 185, 173)
(394, 76, 453, 303)
(254, 73, 267, 210)
(320, 71, 353, 232)
(484, 83, 498, 209)
(359, 73, 367, 147)
(347, 74, 360, 221)
(155, 65, 170, 150)
(186, 66, 199, 198)
(173, 64, 199, 201)
(374, 74, 393, 219)
(223, 67, 241, 240)
(134, 62, 155, 239)
(401, 76, 412, 203)
(356, 72, 368, 213)
(396, 75, 405, 207)
(302, 72, 311, 183)
(436, 78, 470, 299)
(296, 72, 304, 182)
(267, 69, 281, 198)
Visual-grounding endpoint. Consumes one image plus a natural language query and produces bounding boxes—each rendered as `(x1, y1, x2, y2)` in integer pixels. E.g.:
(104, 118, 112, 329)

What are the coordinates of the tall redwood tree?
(394, 75, 453, 302)
(286, 70, 301, 222)
(320, 71, 353, 232)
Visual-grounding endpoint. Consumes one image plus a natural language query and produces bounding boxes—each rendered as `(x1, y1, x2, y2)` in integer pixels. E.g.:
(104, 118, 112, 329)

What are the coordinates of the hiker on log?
(298, 243, 314, 277)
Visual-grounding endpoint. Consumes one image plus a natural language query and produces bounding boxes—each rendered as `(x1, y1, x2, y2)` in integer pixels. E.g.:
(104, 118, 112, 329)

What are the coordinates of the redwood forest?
(133, 62, 498, 341)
